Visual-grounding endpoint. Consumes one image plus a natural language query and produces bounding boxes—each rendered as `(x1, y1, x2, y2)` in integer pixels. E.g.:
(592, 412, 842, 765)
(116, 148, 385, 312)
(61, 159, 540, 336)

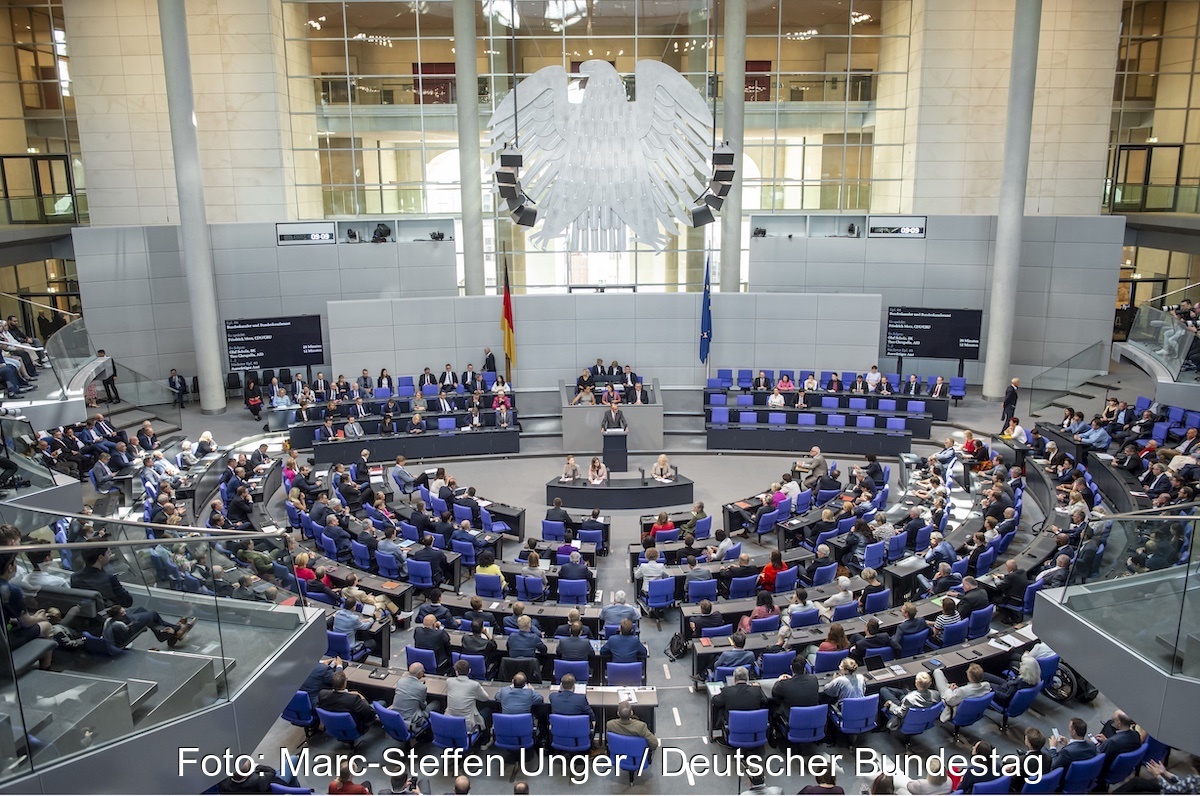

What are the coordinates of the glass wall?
(282, 0, 911, 291)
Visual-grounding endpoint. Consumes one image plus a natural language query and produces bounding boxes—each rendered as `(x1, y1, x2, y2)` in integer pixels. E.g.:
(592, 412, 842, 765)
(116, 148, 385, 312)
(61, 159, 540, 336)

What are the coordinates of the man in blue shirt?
(506, 615, 547, 658)
(497, 672, 544, 715)
(333, 599, 375, 655)
(599, 591, 639, 628)
(924, 531, 956, 568)
(600, 619, 647, 663)
(502, 603, 543, 636)
(1076, 418, 1112, 452)
(714, 632, 756, 669)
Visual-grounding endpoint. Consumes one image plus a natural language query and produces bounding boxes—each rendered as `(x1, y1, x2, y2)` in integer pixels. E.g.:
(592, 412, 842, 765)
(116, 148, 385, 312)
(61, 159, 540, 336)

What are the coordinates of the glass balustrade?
(1125, 305, 1194, 381)
(0, 508, 310, 784)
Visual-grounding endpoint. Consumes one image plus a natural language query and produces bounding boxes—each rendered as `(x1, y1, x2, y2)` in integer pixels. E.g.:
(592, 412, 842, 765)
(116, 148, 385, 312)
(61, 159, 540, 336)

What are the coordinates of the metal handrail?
(1144, 281, 1200, 304)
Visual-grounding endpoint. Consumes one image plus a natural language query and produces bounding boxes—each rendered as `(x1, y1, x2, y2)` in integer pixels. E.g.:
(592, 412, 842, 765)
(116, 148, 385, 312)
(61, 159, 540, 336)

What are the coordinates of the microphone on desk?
(639, 467, 647, 486)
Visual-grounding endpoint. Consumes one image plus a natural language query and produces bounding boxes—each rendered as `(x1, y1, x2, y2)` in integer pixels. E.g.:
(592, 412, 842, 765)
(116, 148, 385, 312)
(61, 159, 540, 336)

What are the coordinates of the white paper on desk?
(617, 688, 638, 704)
(1015, 624, 1037, 641)
(987, 639, 1012, 651)
(477, 499, 492, 508)
(595, 590, 603, 603)
(489, 602, 501, 610)
(654, 477, 671, 483)
(577, 683, 587, 697)
(571, 540, 581, 548)
(1000, 634, 1022, 647)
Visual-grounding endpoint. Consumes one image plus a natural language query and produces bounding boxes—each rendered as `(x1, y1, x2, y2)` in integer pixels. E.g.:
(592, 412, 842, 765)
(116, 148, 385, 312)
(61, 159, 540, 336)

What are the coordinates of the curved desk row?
(545, 475, 694, 511)
(291, 413, 517, 452)
(707, 424, 913, 455)
(705, 389, 950, 421)
(311, 428, 520, 467)
(707, 406, 932, 438)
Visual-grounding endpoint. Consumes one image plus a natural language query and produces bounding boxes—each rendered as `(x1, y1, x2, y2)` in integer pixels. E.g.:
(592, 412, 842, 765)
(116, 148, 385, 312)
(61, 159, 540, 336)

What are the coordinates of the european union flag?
(700, 256, 713, 364)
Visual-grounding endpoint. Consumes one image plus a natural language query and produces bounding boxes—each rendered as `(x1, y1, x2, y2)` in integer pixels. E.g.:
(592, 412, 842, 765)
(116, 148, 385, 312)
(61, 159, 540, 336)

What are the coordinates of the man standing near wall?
(1001, 378, 1019, 434)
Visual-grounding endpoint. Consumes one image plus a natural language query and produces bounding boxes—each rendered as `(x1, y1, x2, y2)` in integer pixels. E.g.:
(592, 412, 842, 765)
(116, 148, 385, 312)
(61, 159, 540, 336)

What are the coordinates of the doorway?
(1114, 276, 1167, 341)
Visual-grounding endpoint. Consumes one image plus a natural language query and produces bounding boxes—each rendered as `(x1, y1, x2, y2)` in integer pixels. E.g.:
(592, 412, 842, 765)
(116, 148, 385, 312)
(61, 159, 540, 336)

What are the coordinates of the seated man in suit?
(711, 666, 767, 731)
(410, 535, 448, 589)
(848, 617, 895, 664)
(627, 381, 651, 405)
(322, 516, 353, 559)
(317, 670, 376, 734)
(1048, 717, 1099, 772)
(548, 673, 595, 731)
(752, 371, 772, 391)
(1094, 710, 1142, 778)
(713, 632, 755, 669)
(947, 576, 990, 620)
(689, 599, 725, 638)
(803, 544, 835, 584)
(413, 613, 453, 674)
(600, 618, 647, 663)
(456, 486, 483, 525)
(506, 614, 548, 659)
(769, 656, 819, 730)
(557, 621, 593, 661)
(451, 520, 489, 552)
(496, 673, 544, 739)
(545, 497, 571, 524)
(502, 602, 543, 637)
(558, 551, 592, 590)
(902, 374, 922, 395)
(993, 559, 1030, 623)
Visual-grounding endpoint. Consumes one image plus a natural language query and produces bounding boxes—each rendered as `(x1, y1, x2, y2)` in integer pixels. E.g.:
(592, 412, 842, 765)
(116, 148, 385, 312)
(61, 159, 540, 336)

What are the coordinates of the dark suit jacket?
(318, 688, 375, 732)
(600, 634, 646, 662)
(557, 635, 593, 661)
(600, 409, 627, 431)
(753, 377, 772, 390)
(929, 382, 949, 398)
(456, 496, 482, 524)
(712, 682, 767, 718)
(546, 507, 571, 524)
(412, 545, 448, 583)
(770, 674, 819, 718)
(558, 561, 592, 585)
(826, 379, 843, 392)
(903, 381, 922, 395)
(997, 569, 1030, 604)
(1052, 740, 1098, 771)
(1003, 384, 1019, 410)
(1098, 729, 1141, 773)
(549, 690, 594, 721)
(955, 586, 990, 619)
(413, 625, 453, 672)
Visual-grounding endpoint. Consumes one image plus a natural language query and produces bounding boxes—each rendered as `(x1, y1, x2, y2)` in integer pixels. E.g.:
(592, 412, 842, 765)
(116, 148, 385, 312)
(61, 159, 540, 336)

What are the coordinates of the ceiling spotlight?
(511, 202, 538, 227)
(689, 204, 715, 227)
(704, 193, 725, 211)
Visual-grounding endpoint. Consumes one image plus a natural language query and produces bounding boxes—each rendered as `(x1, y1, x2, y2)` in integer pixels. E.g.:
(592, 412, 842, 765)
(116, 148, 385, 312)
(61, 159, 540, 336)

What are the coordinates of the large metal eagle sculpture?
(486, 59, 714, 252)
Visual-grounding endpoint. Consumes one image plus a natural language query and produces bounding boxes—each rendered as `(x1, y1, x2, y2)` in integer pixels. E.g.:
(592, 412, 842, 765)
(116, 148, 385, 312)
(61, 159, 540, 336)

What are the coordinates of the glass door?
(1111, 144, 1182, 212)
(0, 155, 76, 224)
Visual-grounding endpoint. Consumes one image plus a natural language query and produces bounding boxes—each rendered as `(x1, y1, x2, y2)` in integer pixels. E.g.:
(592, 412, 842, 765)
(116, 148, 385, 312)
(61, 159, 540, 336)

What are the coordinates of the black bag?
(665, 631, 689, 662)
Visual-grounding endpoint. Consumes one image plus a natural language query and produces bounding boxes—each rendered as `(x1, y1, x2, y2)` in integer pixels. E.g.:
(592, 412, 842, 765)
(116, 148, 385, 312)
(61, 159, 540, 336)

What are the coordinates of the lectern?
(602, 429, 628, 472)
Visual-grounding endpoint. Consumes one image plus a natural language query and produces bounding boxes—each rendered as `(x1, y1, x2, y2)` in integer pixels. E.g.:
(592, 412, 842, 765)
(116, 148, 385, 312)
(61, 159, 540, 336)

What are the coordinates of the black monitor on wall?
(885, 306, 982, 360)
(225, 315, 324, 372)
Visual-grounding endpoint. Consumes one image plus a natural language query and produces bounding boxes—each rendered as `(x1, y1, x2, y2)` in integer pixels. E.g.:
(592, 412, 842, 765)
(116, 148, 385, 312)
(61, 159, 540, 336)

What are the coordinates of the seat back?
(429, 712, 473, 750)
(692, 515, 712, 539)
(898, 628, 930, 657)
(516, 575, 547, 602)
(493, 713, 536, 751)
(864, 588, 891, 614)
(608, 733, 650, 774)
(967, 604, 994, 639)
(315, 708, 363, 745)
(789, 608, 820, 628)
(700, 623, 733, 638)
(914, 524, 933, 551)
(774, 566, 799, 594)
(710, 407, 729, 424)
(886, 534, 906, 562)
(687, 579, 717, 603)
(475, 573, 504, 599)
(559, 578, 589, 605)
(729, 574, 759, 600)
(724, 542, 742, 561)
(863, 542, 886, 571)
(812, 562, 838, 586)
(831, 601, 858, 621)
(1036, 653, 1061, 689)
(549, 713, 592, 752)
(1021, 767, 1063, 794)
(376, 551, 400, 579)
(372, 701, 412, 742)
(1002, 684, 1041, 721)
(786, 704, 829, 744)
(606, 662, 643, 686)
(655, 527, 680, 543)
(542, 520, 566, 541)
(1061, 754, 1104, 793)
(405, 645, 438, 672)
(1104, 742, 1149, 785)
(739, 411, 757, 425)
(451, 539, 478, 567)
(726, 709, 769, 749)
(759, 650, 796, 679)
(940, 618, 969, 646)
(1024, 579, 1044, 616)
(350, 541, 371, 570)
(749, 615, 780, 633)
(646, 577, 674, 608)
(407, 559, 434, 588)
(951, 693, 994, 729)
(834, 695, 879, 734)
(452, 504, 472, 525)
(813, 649, 848, 673)
(282, 691, 315, 727)
(975, 547, 996, 575)
(553, 659, 590, 684)
(896, 701, 943, 737)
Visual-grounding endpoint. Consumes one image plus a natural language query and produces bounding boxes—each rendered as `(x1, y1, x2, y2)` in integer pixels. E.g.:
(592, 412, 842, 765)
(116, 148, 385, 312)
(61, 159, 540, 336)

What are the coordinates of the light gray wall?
(749, 214, 1126, 383)
(327, 293, 882, 390)
(71, 222, 457, 381)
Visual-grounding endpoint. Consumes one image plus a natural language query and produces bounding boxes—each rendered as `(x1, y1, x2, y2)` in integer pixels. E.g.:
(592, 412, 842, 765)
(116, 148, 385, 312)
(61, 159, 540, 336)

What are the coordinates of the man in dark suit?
(891, 602, 928, 650)
(688, 600, 725, 638)
(168, 369, 188, 407)
(752, 371, 772, 391)
(439, 364, 458, 390)
(1049, 717, 1099, 772)
(413, 614, 453, 674)
(1015, 728, 1055, 792)
(600, 400, 628, 431)
(559, 551, 592, 589)
(483, 348, 497, 373)
(590, 359, 605, 378)
(110, 442, 135, 470)
(712, 666, 767, 729)
(460, 365, 476, 387)
(545, 498, 571, 524)
(620, 365, 637, 388)
(227, 485, 256, 530)
(451, 520, 488, 552)
(411, 535, 448, 586)
(928, 376, 949, 398)
(849, 618, 895, 664)
(323, 516, 353, 559)
(993, 559, 1030, 623)
(507, 614, 548, 658)
(436, 392, 456, 414)
(410, 501, 436, 536)
(312, 372, 330, 400)
(626, 382, 651, 405)
(418, 367, 437, 389)
(456, 486, 483, 525)
(557, 622, 593, 660)
(1095, 710, 1141, 778)
(803, 545, 835, 584)
(549, 674, 595, 727)
(769, 656, 819, 726)
(948, 577, 989, 620)
(600, 619, 647, 662)
(1001, 377, 1019, 434)
(317, 670, 376, 733)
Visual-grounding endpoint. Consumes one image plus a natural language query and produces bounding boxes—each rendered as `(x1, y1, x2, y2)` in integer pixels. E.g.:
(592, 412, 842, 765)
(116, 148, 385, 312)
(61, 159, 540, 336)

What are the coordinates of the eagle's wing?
(485, 66, 570, 198)
(633, 60, 714, 231)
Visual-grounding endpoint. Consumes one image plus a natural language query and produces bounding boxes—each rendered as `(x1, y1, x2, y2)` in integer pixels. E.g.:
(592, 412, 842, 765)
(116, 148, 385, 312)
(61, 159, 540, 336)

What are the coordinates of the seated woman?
(651, 454, 673, 481)
(961, 430, 983, 462)
(244, 379, 263, 421)
(600, 384, 619, 406)
(927, 596, 960, 641)
(196, 431, 217, 457)
(807, 621, 850, 666)
(737, 589, 780, 633)
(519, 551, 547, 595)
(856, 567, 886, 613)
(766, 387, 786, 408)
(646, 511, 674, 545)
(334, 376, 351, 399)
(571, 385, 596, 406)
(377, 369, 393, 393)
(758, 549, 788, 592)
(293, 551, 317, 581)
(588, 456, 608, 485)
(574, 368, 595, 396)
(561, 455, 581, 481)
(410, 391, 428, 412)
(776, 373, 796, 393)
(493, 374, 510, 395)
(820, 657, 866, 710)
(378, 413, 398, 435)
(492, 391, 511, 410)
(407, 413, 425, 434)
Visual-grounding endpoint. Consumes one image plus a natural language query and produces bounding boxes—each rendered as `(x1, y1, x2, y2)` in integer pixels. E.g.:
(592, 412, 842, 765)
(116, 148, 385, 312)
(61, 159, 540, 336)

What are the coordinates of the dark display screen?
(886, 306, 982, 360)
(225, 315, 324, 371)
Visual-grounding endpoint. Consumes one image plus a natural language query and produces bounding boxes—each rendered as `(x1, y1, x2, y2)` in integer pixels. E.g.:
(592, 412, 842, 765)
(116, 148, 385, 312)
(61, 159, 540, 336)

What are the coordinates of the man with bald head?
(412, 612, 452, 674)
(390, 663, 429, 733)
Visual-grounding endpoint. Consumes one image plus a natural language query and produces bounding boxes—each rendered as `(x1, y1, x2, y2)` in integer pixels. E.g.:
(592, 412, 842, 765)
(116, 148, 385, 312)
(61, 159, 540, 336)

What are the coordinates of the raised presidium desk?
(310, 427, 519, 467)
(545, 475, 695, 511)
(701, 624, 1039, 741)
(707, 422, 913, 456)
(337, 662, 658, 734)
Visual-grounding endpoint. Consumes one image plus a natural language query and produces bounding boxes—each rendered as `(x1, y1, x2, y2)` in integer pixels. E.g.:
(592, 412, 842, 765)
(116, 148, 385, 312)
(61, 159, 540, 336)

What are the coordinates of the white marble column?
(157, 0, 225, 413)
(719, 0, 746, 294)
(982, 0, 1042, 400)
(454, 0, 486, 296)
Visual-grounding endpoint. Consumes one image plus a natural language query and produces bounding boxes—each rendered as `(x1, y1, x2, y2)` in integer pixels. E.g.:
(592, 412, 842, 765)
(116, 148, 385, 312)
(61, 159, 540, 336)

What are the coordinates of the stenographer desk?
(545, 476, 694, 511)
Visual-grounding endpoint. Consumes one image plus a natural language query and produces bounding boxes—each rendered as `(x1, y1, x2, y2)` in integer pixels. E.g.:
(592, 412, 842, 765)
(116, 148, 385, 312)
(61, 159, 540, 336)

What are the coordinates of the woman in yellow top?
(474, 549, 505, 589)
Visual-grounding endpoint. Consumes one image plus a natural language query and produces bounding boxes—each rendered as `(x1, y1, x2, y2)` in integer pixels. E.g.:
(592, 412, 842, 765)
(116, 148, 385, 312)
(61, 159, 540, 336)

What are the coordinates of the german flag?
(501, 255, 516, 380)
